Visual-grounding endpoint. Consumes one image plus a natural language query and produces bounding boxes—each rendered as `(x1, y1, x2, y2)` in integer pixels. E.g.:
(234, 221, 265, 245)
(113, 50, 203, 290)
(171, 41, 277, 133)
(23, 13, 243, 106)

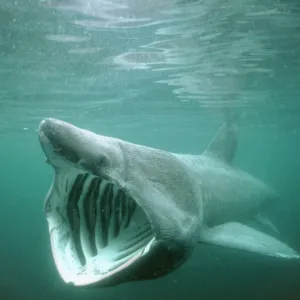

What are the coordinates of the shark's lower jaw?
(46, 171, 155, 287)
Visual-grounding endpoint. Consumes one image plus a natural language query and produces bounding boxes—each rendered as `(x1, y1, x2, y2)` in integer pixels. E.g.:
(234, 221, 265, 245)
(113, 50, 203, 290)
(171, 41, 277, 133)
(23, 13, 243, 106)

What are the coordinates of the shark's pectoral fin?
(199, 222, 299, 259)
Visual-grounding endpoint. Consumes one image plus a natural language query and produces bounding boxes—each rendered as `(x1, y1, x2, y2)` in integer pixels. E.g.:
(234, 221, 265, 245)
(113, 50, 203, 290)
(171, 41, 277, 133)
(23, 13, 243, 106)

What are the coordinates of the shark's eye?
(96, 154, 108, 168)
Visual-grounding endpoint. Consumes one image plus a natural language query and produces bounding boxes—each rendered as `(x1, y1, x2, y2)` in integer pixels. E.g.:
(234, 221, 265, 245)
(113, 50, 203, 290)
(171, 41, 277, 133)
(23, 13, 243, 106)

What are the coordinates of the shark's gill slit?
(67, 173, 88, 266)
(65, 179, 69, 193)
(64, 172, 155, 273)
(82, 177, 99, 256)
(100, 181, 110, 248)
(113, 187, 122, 238)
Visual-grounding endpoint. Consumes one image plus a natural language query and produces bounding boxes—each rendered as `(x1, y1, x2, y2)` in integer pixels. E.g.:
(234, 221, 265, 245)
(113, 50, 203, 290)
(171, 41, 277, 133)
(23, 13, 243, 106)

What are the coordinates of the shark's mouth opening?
(47, 171, 155, 286)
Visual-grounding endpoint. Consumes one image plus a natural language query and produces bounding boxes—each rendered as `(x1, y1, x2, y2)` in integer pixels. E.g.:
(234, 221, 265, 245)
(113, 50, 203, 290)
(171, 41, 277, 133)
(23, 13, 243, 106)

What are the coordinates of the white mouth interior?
(46, 171, 155, 286)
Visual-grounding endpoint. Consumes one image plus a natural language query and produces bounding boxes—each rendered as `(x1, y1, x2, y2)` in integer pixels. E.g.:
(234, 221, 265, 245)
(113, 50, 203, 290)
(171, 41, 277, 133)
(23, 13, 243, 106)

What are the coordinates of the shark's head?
(38, 118, 200, 287)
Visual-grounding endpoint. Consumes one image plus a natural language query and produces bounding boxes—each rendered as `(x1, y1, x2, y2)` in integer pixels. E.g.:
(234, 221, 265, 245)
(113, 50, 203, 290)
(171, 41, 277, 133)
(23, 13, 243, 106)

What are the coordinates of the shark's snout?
(39, 117, 59, 133)
(39, 118, 63, 147)
(39, 118, 65, 141)
(38, 118, 82, 166)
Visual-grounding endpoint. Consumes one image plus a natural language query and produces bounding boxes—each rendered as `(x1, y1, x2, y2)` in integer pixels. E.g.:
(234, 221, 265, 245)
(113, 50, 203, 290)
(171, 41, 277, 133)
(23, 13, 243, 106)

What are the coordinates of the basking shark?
(38, 118, 299, 287)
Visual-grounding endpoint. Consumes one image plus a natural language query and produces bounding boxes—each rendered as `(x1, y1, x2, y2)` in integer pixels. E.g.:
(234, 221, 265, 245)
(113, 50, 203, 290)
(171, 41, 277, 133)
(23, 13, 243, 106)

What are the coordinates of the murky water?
(1, 0, 300, 299)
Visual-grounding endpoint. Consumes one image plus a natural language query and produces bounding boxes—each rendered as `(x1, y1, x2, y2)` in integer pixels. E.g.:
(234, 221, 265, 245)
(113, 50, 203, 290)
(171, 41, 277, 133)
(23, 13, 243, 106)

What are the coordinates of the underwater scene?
(1, 0, 300, 299)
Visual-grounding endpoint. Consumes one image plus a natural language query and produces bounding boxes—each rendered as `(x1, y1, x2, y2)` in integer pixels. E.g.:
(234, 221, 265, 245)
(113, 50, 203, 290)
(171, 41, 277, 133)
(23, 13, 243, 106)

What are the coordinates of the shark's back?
(174, 119, 280, 228)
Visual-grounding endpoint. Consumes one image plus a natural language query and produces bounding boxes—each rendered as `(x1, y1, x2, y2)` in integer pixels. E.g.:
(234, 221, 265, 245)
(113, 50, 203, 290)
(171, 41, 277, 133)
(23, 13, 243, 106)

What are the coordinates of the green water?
(1, 0, 300, 299)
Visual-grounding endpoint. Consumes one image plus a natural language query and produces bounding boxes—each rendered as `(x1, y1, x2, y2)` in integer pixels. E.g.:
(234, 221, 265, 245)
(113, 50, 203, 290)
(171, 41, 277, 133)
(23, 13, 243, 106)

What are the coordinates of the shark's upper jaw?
(38, 119, 156, 286)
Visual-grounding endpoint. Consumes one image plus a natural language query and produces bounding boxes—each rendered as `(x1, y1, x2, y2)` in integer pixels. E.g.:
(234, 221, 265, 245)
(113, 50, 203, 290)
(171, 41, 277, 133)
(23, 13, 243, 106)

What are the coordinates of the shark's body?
(38, 118, 299, 288)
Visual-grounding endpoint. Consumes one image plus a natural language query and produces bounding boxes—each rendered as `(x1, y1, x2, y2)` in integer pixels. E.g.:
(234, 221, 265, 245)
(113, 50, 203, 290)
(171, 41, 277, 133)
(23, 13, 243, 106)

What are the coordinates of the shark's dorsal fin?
(203, 114, 238, 164)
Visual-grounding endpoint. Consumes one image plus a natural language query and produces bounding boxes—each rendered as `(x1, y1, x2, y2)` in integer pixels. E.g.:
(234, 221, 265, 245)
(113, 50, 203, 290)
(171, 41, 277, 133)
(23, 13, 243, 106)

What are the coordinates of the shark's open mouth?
(46, 171, 155, 286)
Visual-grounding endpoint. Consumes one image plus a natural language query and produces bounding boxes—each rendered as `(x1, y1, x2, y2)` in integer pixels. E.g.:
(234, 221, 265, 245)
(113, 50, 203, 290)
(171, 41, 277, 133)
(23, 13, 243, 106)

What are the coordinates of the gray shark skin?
(38, 118, 299, 288)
